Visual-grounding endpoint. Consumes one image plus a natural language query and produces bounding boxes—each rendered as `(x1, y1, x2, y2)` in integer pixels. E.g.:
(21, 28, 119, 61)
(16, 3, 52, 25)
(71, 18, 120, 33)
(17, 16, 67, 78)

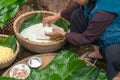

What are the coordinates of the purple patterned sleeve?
(61, 3, 81, 21)
(65, 11, 117, 46)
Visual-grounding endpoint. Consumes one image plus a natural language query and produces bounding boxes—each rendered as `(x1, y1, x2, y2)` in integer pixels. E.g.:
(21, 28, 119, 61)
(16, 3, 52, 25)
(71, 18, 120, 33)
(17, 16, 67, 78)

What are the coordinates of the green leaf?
(65, 66, 99, 80)
(97, 69, 112, 80)
(0, 35, 17, 52)
(15, 0, 27, 6)
(25, 50, 110, 80)
(55, 19, 69, 32)
(0, 0, 27, 28)
(0, 76, 18, 80)
(0, 4, 17, 15)
(19, 13, 43, 32)
(0, 50, 110, 80)
(0, 5, 19, 22)
(26, 50, 86, 80)
(0, 5, 19, 28)
(0, 0, 27, 16)
(0, 0, 17, 9)
(0, 21, 5, 27)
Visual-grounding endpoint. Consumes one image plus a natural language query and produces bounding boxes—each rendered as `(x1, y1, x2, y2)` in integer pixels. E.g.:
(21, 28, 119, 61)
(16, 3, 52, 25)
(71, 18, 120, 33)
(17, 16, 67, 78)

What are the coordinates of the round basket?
(13, 11, 66, 53)
(0, 4, 33, 35)
(0, 34, 20, 69)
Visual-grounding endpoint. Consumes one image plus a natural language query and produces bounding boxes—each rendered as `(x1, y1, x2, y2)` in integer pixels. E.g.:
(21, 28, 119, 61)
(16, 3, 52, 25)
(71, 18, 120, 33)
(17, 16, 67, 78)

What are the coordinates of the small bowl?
(28, 57, 42, 68)
(9, 64, 30, 79)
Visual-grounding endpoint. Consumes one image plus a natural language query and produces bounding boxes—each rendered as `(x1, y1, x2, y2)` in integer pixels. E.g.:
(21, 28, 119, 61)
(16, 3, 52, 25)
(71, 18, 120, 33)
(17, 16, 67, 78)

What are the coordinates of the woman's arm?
(61, 3, 81, 21)
(65, 11, 117, 46)
(42, 3, 80, 26)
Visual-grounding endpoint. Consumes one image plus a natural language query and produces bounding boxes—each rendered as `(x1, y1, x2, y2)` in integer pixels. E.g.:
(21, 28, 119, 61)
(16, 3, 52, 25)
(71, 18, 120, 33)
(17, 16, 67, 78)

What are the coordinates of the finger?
(50, 36, 58, 40)
(52, 28, 58, 31)
(45, 32, 54, 36)
(42, 17, 50, 26)
(48, 22, 53, 26)
(48, 21, 53, 26)
(42, 19, 47, 26)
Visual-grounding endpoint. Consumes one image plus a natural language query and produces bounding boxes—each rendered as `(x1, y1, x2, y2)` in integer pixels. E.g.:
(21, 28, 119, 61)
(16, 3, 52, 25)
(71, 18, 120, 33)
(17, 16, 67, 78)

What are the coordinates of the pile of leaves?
(0, 0, 27, 28)
(0, 50, 112, 80)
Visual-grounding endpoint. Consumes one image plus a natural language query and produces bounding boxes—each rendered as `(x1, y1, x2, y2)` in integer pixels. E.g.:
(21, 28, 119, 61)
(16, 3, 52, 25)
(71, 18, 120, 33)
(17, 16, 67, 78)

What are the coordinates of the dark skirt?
(100, 44, 120, 78)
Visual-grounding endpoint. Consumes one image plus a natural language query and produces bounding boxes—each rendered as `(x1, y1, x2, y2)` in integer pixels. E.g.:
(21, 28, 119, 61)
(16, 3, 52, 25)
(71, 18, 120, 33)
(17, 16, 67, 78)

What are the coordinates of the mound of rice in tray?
(20, 23, 64, 43)
(0, 46, 14, 63)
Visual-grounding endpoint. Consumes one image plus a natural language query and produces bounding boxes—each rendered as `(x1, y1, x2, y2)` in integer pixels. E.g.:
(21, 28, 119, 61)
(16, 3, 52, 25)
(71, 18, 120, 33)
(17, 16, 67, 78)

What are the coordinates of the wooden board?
(2, 53, 56, 77)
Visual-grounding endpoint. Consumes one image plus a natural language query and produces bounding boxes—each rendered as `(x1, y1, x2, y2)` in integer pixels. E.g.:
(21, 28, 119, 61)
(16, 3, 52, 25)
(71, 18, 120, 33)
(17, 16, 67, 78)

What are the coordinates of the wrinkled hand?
(45, 28, 66, 40)
(42, 13, 61, 26)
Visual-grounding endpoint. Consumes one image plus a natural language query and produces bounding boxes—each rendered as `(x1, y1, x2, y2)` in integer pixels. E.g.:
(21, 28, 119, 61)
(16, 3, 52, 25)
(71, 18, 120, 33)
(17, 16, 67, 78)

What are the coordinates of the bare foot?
(79, 45, 103, 66)
(80, 51, 102, 66)
(113, 77, 120, 80)
(88, 51, 103, 59)
(91, 45, 103, 59)
(80, 50, 103, 60)
(113, 73, 120, 80)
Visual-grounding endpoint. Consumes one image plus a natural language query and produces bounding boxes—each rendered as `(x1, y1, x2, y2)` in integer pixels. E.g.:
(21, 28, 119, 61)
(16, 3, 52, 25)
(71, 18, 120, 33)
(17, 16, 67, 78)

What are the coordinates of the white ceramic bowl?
(28, 57, 42, 68)
(9, 64, 30, 79)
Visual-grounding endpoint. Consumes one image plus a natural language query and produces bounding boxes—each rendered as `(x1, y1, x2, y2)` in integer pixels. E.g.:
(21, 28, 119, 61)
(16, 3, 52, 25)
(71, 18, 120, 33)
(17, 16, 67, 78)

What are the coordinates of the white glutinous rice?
(20, 23, 64, 43)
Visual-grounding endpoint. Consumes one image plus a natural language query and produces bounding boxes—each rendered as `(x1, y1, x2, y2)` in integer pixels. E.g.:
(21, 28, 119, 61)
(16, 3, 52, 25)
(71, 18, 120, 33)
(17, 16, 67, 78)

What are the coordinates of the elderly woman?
(42, 0, 120, 79)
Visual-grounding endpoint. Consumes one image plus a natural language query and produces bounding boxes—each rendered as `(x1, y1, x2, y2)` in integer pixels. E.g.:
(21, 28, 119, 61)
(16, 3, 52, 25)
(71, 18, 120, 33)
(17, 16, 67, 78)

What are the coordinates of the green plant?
(0, 0, 27, 28)
(0, 35, 17, 52)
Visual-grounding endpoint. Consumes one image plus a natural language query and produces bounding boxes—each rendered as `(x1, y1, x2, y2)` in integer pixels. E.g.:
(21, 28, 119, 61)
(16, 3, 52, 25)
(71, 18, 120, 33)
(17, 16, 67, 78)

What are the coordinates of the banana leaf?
(0, 5, 19, 28)
(19, 13, 69, 32)
(15, 0, 27, 6)
(65, 66, 99, 80)
(97, 69, 112, 80)
(0, 0, 27, 28)
(26, 50, 86, 80)
(0, 0, 27, 10)
(0, 21, 4, 27)
(19, 13, 43, 32)
(0, 35, 17, 52)
(0, 4, 17, 15)
(0, 0, 17, 10)
(55, 19, 69, 32)
(0, 50, 110, 80)
(0, 0, 27, 16)
(0, 77, 18, 80)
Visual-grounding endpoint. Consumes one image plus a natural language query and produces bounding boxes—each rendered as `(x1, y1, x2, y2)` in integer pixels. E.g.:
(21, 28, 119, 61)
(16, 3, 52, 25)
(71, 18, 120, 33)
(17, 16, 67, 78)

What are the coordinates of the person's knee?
(104, 44, 120, 64)
(110, 58, 119, 65)
(104, 44, 120, 79)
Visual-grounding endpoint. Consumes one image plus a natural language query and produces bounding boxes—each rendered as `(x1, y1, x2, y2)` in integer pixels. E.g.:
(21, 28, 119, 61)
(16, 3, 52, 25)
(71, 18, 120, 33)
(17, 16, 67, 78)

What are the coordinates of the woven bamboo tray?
(0, 34, 20, 69)
(14, 11, 66, 53)
(0, 4, 33, 35)
(2, 53, 56, 77)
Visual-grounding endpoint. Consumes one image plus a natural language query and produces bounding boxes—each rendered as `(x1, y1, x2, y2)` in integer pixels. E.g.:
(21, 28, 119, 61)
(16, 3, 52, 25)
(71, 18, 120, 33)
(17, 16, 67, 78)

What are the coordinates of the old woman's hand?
(42, 13, 61, 26)
(45, 28, 66, 40)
